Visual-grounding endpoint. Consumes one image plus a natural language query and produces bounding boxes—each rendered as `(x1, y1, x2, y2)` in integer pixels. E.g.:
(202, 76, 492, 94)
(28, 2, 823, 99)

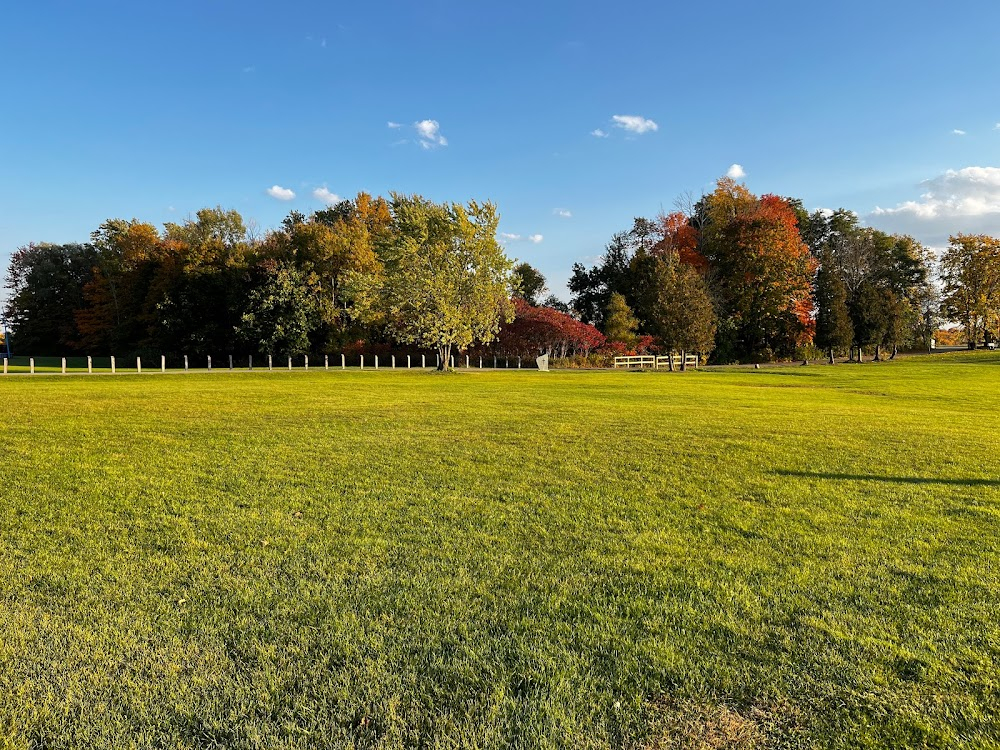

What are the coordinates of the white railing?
(614, 354, 699, 369)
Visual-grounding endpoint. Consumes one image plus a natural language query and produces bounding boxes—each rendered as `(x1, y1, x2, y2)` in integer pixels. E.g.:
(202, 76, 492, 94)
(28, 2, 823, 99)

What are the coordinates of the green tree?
(237, 261, 316, 356)
(3, 243, 97, 354)
(603, 292, 639, 347)
(814, 252, 854, 363)
(512, 262, 547, 305)
(640, 257, 716, 370)
(379, 195, 516, 370)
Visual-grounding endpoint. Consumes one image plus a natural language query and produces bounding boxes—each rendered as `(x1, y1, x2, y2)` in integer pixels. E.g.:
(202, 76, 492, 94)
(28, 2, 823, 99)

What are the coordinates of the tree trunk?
(874, 344, 881, 362)
(890, 344, 898, 360)
(680, 350, 687, 372)
(667, 352, 674, 372)
(828, 348, 835, 365)
(437, 344, 450, 371)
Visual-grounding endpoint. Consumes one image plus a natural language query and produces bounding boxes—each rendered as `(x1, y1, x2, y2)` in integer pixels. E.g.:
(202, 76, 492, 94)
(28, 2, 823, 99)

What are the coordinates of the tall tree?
(236, 261, 317, 356)
(3, 243, 97, 354)
(814, 251, 854, 363)
(379, 195, 516, 370)
(940, 234, 1000, 348)
(639, 255, 716, 370)
(512, 262, 547, 305)
(602, 292, 639, 347)
(699, 181, 815, 361)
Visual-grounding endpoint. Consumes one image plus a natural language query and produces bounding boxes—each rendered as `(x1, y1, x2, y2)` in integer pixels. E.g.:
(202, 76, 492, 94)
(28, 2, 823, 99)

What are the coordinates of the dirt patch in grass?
(642, 698, 808, 750)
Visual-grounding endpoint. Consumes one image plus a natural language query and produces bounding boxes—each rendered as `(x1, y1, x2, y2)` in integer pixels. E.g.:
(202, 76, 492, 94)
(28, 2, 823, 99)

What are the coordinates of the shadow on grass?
(774, 470, 1000, 487)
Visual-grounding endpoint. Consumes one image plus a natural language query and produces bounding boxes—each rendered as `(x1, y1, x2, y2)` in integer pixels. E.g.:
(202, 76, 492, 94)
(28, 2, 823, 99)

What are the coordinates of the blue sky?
(2, 0, 999, 301)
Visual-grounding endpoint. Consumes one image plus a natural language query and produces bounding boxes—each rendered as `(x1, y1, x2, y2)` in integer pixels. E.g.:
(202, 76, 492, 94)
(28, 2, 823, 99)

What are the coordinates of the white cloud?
(387, 121, 403, 129)
(415, 119, 447, 148)
(868, 166, 1000, 246)
(726, 163, 746, 179)
(242, 66, 255, 74)
(953, 129, 967, 136)
(499, 232, 543, 244)
(313, 187, 341, 205)
(612, 115, 658, 134)
(554, 208, 572, 218)
(267, 185, 296, 201)
(590, 128, 609, 138)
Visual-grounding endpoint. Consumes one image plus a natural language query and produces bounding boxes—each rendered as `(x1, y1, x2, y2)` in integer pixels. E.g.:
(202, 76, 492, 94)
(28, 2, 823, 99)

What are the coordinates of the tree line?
(5, 179, 999, 367)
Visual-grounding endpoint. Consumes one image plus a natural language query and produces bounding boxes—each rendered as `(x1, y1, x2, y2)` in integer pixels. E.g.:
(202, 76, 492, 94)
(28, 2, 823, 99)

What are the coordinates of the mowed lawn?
(1, 355, 998, 749)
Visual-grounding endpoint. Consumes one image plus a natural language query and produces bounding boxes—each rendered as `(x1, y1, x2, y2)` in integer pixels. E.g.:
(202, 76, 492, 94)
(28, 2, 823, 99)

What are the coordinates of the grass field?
(1, 354, 998, 749)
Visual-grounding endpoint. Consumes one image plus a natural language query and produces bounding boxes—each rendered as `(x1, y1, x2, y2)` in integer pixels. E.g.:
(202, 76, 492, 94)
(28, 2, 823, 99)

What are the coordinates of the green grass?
(1, 354, 998, 749)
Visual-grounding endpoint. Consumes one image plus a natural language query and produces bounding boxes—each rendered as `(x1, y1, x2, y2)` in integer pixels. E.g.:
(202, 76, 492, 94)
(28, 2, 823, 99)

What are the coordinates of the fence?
(0, 352, 540, 376)
(613, 354, 699, 370)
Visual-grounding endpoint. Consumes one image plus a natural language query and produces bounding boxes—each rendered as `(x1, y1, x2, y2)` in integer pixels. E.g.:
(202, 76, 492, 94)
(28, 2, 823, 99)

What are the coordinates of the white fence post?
(249, 355, 253, 371)
(228, 354, 233, 370)
(479, 357, 483, 369)
(325, 355, 329, 370)
(88, 356, 93, 374)
(288, 356, 292, 371)
(268, 355, 273, 371)
(111, 356, 116, 374)
(161, 355, 166, 373)
(466, 355, 469, 368)
(450, 355, 454, 369)
(341, 354, 346, 369)
(518, 357, 521, 369)
(183, 355, 188, 371)
(137, 357, 142, 374)
(30, 358, 35, 375)
(207, 355, 211, 371)
(422, 354, 426, 368)
(61, 357, 67, 375)
(392, 355, 395, 369)
(407, 355, 411, 369)
(375, 355, 379, 370)
(360, 355, 365, 370)
(305, 355, 309, 371)
(494, 357, 497, 368)
(2, 358, 7, 375)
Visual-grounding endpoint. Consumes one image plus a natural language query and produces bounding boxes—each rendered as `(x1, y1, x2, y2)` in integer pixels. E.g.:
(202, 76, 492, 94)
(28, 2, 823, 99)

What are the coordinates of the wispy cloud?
(612, 114, 658, 134)
(499, 232, 543, 244)
(554, 208, 572, 218)
(953, 129, 967, 136)
(242, 66, 256, 74)
(387, 121, 403, 129)
(590, 128, 609, 138)
(313, 187, 340, 205)
(415, 119, 448, 148)
(727, 164, 747, 179)
(267, 185, 296, 201)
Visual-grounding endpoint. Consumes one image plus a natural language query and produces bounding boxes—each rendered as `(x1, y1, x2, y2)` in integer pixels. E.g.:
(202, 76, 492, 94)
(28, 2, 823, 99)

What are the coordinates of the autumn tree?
(378, 195, 516, 370)
(940, 234, 1000, 348)
(698, 180, 815, 361)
